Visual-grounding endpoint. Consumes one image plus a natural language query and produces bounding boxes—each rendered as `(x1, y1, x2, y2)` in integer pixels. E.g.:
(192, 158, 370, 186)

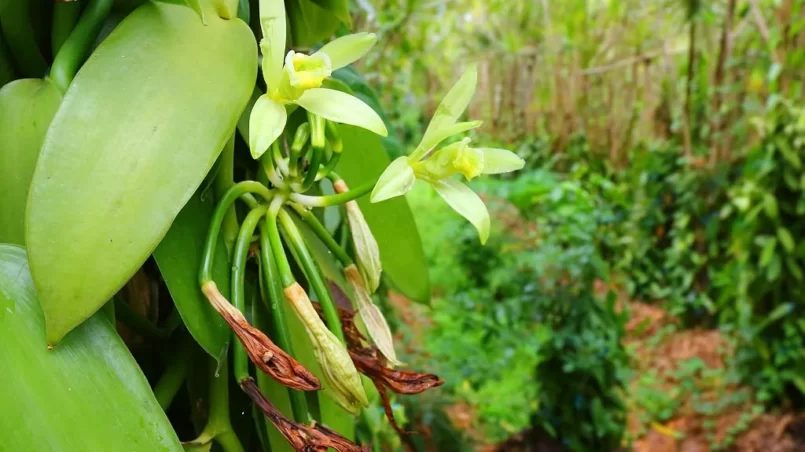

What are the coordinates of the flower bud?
(283, 283, 369, 414)
(345, 265, 402, 367)
(335, 180, 382, 293)
(291, 122, 311, 153)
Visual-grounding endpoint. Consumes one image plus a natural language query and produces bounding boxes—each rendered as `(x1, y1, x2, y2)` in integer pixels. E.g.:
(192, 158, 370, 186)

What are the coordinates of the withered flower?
(241, 377, 370, 452)
(313, 302, 443, 433)
(201, 281, 320, 391)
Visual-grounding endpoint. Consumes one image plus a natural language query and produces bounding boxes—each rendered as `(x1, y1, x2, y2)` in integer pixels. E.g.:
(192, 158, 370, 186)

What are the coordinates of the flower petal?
(296, 88, 388, 137)
(414, 67, 477, 158)
(370, 156, 415, 203)
(249, 95, 287, 159)
(258, 0, 287, 89)
(480, 148, 525, 174)
(430, 178, 490, 244)
(415, 120, 482, 160)
(315, 33, 377, 71)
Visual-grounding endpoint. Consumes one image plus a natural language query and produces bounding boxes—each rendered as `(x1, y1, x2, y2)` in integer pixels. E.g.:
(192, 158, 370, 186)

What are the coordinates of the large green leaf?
(153, 191, 231, 361)
(287, 0, 341, 47)
(26, 0, 257, 344)
(0, 78, 61, 245)
(0, 244, 182, 451)
(336, 125, 430, 304)
(308, 0, 350, 26)
(0, 32, 16, 86)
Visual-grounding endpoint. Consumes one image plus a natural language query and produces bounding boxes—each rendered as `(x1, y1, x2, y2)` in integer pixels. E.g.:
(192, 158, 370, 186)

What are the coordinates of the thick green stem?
(51, 1, 82, 57)
(0, 1, 47, 77)
(258, 226, 311, 422)
(215, 134, 240, 254)
(231, 205, 269, 382)
(266, 198, 295, 287)
(289, 180, 375, 207)
(277, 209, 345, 344)
(153, 336, 194, 411)
(289, 204, 352, 267)
(50, 0, 114, 93)
(200, 181, 273, 284)
(207, 358, 245, 452)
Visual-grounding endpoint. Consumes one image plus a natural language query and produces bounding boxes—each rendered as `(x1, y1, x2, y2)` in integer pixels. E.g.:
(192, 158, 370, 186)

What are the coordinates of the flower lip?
(285, 51, 332, 90)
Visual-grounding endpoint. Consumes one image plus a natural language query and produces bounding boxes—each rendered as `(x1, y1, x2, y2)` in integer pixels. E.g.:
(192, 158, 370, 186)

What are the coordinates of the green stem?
(315, 152, 341, 181)
(207, 358, 245, 452)
(153, 336, 194, 411)
(300, 143, 324, 191)
(277, 208, 345, 344)
(289, 180, 375, 207)
(231, 205, 269, 382)
(258, 227, 311, 422)
(289, 204, 352, 267)
(266, 197, 295, 287)
(0, 1, 47, 77)
(50, 0, 114, 93)
(215, 134, 240, 254)
(200, 181, 273, 284)
(261, 141, 286, 188)
(51, 1, 82, 57)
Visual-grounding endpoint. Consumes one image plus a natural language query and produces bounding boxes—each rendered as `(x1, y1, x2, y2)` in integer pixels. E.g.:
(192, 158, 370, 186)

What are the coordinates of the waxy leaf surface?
(0, 245, 182, 451)
(26, 1, 257, 343)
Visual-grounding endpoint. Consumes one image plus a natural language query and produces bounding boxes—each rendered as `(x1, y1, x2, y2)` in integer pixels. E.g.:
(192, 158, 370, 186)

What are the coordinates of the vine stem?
(152, 335, 195, 410)
(277, 208, 346, 344)
(258, 224, 312, 422)
(215, 134, 240, 253)
(50, 0, 115, 93)
(290, 180, 376, 207)
(288, 204, 352, 267)
(231, 205, 270, 382)
(200, 181, 273, 285)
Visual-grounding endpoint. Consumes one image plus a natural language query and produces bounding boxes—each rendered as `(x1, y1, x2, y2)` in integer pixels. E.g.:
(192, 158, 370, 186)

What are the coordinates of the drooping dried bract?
(241, 377, 369, 452)
(202, 281, 320, 391)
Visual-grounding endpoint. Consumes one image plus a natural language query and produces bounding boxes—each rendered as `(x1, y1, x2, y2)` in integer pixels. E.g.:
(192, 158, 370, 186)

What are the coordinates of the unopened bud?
(345, 265, 402, 367)
(283, 283, 368, 414)
(335, 180, 382, 293)
(201, 281, 320, 391)
(292, 122, 311, 152)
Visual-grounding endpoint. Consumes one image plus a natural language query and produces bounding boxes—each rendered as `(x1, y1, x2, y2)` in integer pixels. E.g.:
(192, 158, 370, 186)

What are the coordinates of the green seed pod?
(0, 245, 182, 451)
(26, 0, 257, 344)
(0, 79, 61, 245)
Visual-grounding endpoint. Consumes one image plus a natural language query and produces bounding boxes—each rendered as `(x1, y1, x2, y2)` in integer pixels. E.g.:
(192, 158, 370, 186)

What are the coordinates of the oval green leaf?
(336, 125, 431, 304)
(0, 244, 182, 451)
(0, 78, 61, 245)
(153, 190, 231, 361)
(26, 1, 257, 344)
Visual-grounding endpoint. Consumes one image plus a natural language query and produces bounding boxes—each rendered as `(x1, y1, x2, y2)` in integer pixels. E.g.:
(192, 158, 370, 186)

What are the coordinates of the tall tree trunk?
(710, 0, 737, 165)
(682, 19, 697, 158)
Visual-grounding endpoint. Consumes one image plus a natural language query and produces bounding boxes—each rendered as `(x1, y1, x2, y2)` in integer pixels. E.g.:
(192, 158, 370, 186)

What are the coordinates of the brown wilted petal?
(241, 377, 370, 452)
(349, 350, 443, 395)
(201, 281, 320, 391)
